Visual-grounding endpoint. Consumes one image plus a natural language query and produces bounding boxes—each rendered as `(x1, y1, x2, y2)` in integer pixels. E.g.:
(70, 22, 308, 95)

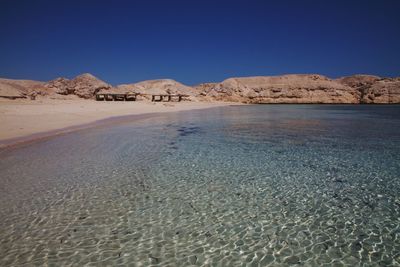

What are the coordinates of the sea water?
(0, 105, 399, 266)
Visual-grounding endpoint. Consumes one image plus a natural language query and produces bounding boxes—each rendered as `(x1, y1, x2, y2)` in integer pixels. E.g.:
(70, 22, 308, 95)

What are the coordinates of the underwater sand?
(0, 105, 399, 266)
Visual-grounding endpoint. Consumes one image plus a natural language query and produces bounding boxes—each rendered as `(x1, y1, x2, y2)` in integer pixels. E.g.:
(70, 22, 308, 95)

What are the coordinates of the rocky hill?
(45, 73, 112, 99)
(0, 78, 47, 98)
(0, 73, 111, 100)
(104, 79, 198, 101)
(196, 74, 360, 103)
(0, 73, 399, 103)
(336, 75, 400, 103)
(195, 74, 400, 104)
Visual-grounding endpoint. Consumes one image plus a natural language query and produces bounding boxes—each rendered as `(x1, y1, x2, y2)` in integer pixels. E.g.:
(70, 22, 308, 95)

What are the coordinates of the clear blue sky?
(0, 0, 399, 85)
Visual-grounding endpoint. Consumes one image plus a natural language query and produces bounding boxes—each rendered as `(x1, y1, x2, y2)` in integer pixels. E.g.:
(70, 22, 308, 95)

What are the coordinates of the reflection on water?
(1, 105, 400, 266)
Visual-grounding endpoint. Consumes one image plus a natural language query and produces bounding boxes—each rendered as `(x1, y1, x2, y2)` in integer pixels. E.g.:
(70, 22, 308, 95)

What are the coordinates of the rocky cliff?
(45, 73, 112, 99)
(0, 73, 111, 99)
(1, 73, 399, 103)
(196, 74, 361, 104)
(196, 74, 400, 104)
(336, 75, 400, 104)
(104, 79, 198, 101)
(0, 78, 47, 98)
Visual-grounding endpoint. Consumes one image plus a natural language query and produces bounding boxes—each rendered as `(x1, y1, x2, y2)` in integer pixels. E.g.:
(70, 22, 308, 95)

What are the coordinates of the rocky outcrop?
(336, 75, 400, 104)
(1, 73, 399, 103)
(196, 75, 361, 103)
(0, 78, 49, 99)
(45, 73, 112, 99)
(104, 79, 199, 101)
(194, 83, 219, 97)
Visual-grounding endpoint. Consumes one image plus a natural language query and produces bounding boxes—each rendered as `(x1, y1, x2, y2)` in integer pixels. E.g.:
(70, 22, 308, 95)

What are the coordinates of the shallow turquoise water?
(0, 105, 400, 266)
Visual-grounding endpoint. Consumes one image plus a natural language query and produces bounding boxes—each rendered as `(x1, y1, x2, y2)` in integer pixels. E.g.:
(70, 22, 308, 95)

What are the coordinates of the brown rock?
(198, 74, 360, 103)
(337, 75, 400, 103)
(106, 79, 199, 101)
(0, 78, 49, 99)
(1, 73, 399, 103)
(45, 73, 112, 99)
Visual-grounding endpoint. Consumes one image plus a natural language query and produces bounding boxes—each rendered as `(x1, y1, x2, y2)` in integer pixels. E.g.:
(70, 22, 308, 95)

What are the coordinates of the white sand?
(0, 99, 233, 142)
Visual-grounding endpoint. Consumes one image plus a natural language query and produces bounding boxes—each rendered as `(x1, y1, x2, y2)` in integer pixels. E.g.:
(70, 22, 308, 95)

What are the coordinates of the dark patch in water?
(363, 200, 375, 210)
(149, 254, 160, 264)
(351, 241, 362, 252)
(177, 126, 201, 137)
(333, 178, 345, 183)
(342, 197, 353, 203)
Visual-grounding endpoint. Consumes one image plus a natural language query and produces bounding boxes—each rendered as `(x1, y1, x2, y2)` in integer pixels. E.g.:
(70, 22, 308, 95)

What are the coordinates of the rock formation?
(0, 73, 399, 103)
(45, 73, 112, 99)
(336, 75, 400, 104)
(103, 79, 199, 101)
(0, 78, 47, 98)
(195, 74, 400, 104)
(195, 74, 361, 104)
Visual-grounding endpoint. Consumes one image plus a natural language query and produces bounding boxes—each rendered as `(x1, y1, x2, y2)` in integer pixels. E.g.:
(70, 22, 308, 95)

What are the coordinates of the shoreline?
(0, 99, 235, 149)
(3, 99, 397, 150)
(0, 113, 160, 151)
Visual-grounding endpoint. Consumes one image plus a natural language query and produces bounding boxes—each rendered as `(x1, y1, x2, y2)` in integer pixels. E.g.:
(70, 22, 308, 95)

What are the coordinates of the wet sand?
(0, 99, 233, 147)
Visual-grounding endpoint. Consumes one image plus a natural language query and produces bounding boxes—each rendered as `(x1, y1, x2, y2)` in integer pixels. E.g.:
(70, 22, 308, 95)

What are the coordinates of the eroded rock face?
(194, 83, 218, 96)
(46, 73, 112, 99)
(196, 75, 360, 103)
(337, 75, 400, 104)
(1, 73, 399, 103)
(104, 79, 199, 101)
(367, 78, 400, 103)
(0, 78, 47, 98)
(45, 78, 71, 95)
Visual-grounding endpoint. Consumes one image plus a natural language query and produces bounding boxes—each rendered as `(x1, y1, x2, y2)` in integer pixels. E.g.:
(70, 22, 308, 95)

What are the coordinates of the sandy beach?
(0, 99, 232, 146)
